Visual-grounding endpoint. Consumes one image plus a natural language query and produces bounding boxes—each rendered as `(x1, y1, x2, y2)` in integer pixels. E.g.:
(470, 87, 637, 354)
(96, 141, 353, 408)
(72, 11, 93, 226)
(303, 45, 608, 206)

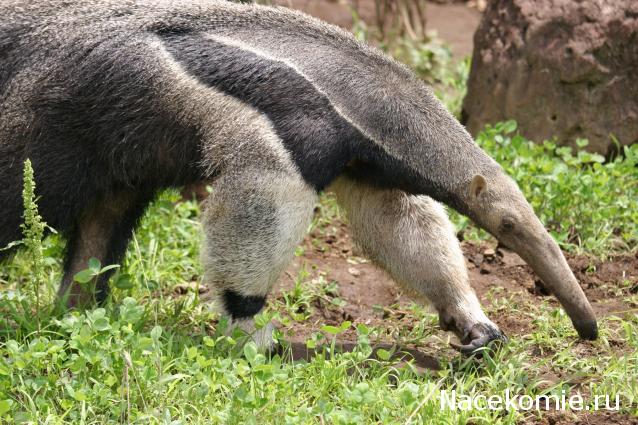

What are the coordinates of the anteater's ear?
(470, 174, 487, 199)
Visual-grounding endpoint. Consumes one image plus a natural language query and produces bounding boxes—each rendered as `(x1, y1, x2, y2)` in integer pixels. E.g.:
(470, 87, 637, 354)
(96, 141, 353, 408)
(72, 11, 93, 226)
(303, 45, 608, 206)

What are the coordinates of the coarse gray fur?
(0, 0, 597, 353)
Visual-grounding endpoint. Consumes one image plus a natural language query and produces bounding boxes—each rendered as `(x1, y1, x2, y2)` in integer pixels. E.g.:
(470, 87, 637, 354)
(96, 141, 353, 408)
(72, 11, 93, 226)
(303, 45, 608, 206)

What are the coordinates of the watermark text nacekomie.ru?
(439, 389, 620, 412)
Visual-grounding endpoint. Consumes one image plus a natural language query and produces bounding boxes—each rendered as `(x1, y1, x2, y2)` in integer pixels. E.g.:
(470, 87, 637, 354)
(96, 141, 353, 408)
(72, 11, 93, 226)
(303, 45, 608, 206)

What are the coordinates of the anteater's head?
(461, 171, 598, 341)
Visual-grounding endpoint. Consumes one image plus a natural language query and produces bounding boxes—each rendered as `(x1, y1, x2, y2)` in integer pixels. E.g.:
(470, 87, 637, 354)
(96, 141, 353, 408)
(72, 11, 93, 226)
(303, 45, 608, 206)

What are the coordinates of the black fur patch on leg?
(61, 224, 81, 280)
(223, 290, 266, 319)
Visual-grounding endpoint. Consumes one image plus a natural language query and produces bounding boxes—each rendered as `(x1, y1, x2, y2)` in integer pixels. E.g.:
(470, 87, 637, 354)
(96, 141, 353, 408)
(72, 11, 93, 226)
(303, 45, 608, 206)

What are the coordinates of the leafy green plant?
(16, 159, 52, 330)
(73, 258, 120, 288)
(70, 257, 121, 304)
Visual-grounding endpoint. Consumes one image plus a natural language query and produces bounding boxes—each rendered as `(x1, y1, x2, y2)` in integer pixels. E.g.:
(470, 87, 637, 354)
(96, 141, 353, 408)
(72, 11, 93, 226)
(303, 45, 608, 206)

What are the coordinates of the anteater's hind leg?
(201, 168, 316, 350)
(329, 176, 505, 353)
(0, 176, 24, 263)
(57, 191, 152, 307)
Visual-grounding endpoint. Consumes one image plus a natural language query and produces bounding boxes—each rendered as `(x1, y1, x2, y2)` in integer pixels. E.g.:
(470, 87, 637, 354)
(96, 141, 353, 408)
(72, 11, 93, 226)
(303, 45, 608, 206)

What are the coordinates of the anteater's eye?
(501, 217, 515, 233)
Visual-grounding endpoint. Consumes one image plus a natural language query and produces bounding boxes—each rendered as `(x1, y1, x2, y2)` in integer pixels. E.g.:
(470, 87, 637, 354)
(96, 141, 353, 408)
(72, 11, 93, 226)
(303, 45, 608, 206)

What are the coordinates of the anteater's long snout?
(518, 233, 598, 340)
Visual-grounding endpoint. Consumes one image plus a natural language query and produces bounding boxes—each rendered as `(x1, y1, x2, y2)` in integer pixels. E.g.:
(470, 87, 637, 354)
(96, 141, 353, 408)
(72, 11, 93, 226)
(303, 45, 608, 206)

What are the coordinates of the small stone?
(348, 267, 361, 277)
(500, 250, 527, 267)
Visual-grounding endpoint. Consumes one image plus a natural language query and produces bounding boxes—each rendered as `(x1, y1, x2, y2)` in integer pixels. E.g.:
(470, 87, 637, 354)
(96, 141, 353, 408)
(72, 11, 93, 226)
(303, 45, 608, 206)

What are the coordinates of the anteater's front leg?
(330, 176, 506, 354)
(201, 168, 316, 350)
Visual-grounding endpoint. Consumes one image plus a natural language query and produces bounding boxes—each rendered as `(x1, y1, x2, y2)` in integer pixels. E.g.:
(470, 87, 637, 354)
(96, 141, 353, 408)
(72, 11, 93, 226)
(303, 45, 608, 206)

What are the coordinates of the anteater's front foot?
(439, 310, 507, 355)
(449, 322, 507, 355)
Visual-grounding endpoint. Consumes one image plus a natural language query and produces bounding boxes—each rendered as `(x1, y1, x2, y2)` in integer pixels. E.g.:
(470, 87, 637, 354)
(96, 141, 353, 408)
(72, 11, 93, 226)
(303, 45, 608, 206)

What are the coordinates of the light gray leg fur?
(329, 176, 502, 349)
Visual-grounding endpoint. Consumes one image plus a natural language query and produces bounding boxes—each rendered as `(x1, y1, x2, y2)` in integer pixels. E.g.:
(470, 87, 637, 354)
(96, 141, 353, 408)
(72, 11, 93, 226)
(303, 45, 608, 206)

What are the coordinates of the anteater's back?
(0, 0, 466, 255)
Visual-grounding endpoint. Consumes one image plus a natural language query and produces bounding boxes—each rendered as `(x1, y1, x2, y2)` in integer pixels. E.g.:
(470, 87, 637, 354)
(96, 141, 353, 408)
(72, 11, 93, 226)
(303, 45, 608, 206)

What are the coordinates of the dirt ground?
(272, 0, 481, 57)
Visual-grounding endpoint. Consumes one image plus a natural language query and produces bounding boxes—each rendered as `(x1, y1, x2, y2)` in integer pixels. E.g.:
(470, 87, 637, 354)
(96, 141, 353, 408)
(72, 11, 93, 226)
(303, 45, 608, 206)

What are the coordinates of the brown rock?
(462, 0, 638, 155)
(472, 253, 485, 266)
(500, 249, 527, 267)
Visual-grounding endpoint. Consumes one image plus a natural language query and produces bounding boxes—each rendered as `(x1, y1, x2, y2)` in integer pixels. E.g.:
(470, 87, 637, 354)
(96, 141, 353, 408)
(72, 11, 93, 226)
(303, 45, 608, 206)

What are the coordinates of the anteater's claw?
(450, 323, 508, 356)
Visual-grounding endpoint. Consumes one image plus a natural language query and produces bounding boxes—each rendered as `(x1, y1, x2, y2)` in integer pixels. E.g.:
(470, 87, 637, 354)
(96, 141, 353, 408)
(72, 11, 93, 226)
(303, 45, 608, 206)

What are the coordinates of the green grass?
(1, 123, 637, 423)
